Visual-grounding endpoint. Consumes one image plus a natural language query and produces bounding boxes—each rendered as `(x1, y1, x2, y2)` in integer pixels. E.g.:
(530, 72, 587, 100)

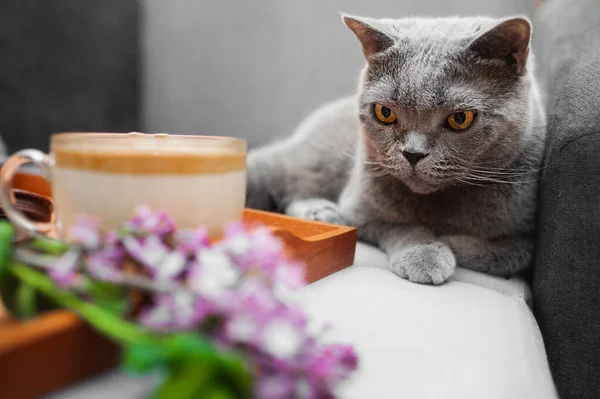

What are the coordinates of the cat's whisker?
(466, 170, 533, 177)
(464, 164, 543, 174)
(376, 162, 404, 171)
(459, 174, 542, 185)
(446, 154, 548, 176)
(433, 164, 541, 179)
(453, 178, 502, 190)
(461, 168, 541, 179)
(367, 169, 395, 179)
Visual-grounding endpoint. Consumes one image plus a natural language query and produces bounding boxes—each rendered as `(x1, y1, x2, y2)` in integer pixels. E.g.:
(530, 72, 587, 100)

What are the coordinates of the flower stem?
(7, 262, 151, 345)
(13, 247, 188, 294)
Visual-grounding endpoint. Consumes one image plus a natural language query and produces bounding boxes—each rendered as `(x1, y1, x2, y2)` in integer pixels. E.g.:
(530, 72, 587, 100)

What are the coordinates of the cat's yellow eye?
(447, 111, 476, 131)
(374, 104, 397, 124)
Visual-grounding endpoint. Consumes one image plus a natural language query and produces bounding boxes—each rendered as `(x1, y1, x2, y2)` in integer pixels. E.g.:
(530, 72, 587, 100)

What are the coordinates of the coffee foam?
(51, 133, 246, 175)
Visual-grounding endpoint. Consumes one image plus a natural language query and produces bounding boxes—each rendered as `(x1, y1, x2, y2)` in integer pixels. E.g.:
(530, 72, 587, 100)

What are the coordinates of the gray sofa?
(533, 1, 600, 398)
(1, 0, 599, 398)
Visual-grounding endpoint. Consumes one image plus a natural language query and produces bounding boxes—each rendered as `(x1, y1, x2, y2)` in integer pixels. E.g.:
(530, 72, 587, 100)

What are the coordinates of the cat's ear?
(342, 14, 394, 60)
(468, 17, 531, 71)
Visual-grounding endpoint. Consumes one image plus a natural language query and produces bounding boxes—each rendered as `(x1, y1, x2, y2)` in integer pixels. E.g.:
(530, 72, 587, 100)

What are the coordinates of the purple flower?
(174, 228, 210, 256)
(171, 291, 206, 329)
(138, 295, 174, 330)
(48, 208, 358, 397)
(275, 261, 306, 290)
(222, 222, 252, 257)
(220, 280, 281, 346)
(86, 245, 125, 282)
(104, 230, 119, 246)
(273, 261, 307, 303)
(121, 234, 170, 272)
(49, 248, 81, 287)
(306, 343, 359, 387)
(188, 248, 240, 299)
(235, 278, 279, 316)
(126, 205, 175, 236)
(261, 318, 304, 359)
(293, 379, 317, 399)
(155, 251, 187, 281)
(139, 291, 205, 330)
(328, 343, 359, 378)
(277, 303, 309, 331)
(68, 217, 102, 250)
(255, 375, 294, 399)
(220, 223, 287, 282)
(225, 312, 259, 343)
(246, 227, 286, 275)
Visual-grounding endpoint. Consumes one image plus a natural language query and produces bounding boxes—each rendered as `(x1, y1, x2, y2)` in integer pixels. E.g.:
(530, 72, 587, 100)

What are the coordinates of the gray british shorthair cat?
(246, 15, 546, 285)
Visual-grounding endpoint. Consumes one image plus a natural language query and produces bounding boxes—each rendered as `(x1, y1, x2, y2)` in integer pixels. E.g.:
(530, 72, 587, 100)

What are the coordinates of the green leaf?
(153, 361, 214, 399)
(122, 341, 166, 376)
(204, 387, 238, 399)
(124, 334, 251, 397)
(84, 280, 130, 316)
(161, 334, 252, 398)
(0, 221, 14, 277)
(162, 333, 220, 362)
(15, 281, 37, 318)
(151, 361, 245, 399)
(29, 237, 69, 256)
(217, 357, 253, 398)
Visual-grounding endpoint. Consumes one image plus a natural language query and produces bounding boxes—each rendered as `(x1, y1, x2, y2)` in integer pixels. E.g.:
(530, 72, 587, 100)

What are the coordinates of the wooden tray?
(244, 208, 357, 284)
(0, 172, 357, 399)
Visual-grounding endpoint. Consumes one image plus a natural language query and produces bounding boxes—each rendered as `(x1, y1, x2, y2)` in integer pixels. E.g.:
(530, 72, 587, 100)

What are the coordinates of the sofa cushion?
(298, 265, 557, 399)
(354, 243, 532, 304)
(48, 242, 545, 399)
(51, 256, 557, 399)
(532, 1, 600, 398)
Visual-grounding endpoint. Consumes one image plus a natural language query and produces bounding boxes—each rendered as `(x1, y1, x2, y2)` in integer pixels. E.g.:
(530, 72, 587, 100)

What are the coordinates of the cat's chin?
(402, 176, 442, 195)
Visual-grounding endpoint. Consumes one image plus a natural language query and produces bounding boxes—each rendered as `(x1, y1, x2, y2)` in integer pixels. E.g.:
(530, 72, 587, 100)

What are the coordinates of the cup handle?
(0, 149, 53, 237)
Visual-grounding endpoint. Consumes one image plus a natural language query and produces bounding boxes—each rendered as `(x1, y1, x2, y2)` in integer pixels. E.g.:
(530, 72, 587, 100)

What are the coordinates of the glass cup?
(0, 132, 247, 239)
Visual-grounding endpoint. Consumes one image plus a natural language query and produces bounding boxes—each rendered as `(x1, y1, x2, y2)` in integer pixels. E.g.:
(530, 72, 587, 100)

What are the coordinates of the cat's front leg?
(360, 222, 456, 285)
(440, 234, 534, 277)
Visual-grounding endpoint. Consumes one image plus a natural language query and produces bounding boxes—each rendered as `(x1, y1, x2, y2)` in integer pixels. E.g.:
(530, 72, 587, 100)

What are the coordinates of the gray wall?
(0, 0, 139, 153)
(143, 0, 533, 148)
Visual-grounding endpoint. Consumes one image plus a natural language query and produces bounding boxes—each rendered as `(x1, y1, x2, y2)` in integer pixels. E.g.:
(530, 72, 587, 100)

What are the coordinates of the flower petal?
(138, 297, 174, 330)
(155, 251, 186, 281)
(68, 217, 102, 250)
(86, 247, 124, 282)
(256, 375, 294, 399)
(188, 248, 240, 298)
(171, 291, 200, 329)
(122, 235, 169, 271)
(127, 206, 175, 236)
(262, 319, 304, 359)
(225, 313, 259, 344)
(49, 248, 81, 287)
(174, 228, 210, 255)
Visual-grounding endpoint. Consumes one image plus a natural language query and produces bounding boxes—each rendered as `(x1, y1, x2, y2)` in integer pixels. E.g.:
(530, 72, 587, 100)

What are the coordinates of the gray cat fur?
(246, 15, 546, 285)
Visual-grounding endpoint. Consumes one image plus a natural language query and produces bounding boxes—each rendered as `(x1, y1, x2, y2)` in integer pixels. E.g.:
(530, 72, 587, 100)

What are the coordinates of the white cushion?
(298, 264, 557, 399)
(51, 243, 552, 399)
(353, 242, 532, 305)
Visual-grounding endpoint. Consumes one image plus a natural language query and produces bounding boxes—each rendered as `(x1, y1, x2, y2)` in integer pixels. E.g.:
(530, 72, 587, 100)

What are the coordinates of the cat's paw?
(285, 198, 345, 225)
(389, 242, 456, 285)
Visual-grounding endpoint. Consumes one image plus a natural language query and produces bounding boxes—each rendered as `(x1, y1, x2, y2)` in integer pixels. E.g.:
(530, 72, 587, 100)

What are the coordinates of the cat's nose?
(402, 151, 428, 166)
